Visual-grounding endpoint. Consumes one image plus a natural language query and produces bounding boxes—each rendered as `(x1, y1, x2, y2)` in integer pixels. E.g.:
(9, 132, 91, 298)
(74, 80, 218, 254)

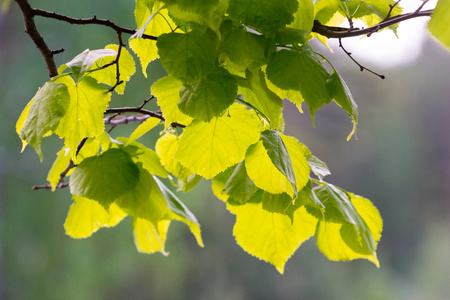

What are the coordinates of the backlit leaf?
(428, 0, 450, 50)
(54, 75, 111, 160)
(133, 217, 171, 255)
(175, 103, 262, 179)
(223, 29, 270, 68)
(223, 161, 259, 204)
(60, 49, 117, 81)
(89, 44, 136, 95)
(130, 8, 176, 77)
(127, 117, 161, 144)
(229, 203, 318, 274)
(18, 81, 69, 160)
(151, 76, 193, 129)
(64, 195, 126, 239)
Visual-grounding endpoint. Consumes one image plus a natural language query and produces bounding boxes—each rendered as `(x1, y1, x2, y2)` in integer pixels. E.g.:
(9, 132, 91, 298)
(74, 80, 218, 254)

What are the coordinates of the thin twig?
(385, 0, 402, 20)
(338, 38, 385, 79)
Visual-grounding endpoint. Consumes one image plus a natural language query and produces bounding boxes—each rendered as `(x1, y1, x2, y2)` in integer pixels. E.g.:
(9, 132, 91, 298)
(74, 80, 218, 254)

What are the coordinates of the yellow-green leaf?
(229, 203, 318, 274)
(151, 75, 193, 129)
(175, 103, 262, 179)
(64, 195, 127, 239)
(54, 75, 111, 160)
(89, 44, 136, 95)
(133, 217, 171, 255)
(127, 117, 160, 144)
(129, 9, 176, 77)
(428, 0, 450, 50)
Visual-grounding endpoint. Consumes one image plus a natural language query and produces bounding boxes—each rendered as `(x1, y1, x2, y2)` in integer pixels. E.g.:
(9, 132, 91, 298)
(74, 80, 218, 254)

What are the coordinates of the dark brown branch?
(32, 8, 157, 40)
(312, 9, 433, 39)
(339, 38, 385, 79)
(15, 0, 58, 77)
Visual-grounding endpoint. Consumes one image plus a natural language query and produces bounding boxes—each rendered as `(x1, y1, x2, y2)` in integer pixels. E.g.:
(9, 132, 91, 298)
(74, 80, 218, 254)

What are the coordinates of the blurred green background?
(1, 1, 449, 299)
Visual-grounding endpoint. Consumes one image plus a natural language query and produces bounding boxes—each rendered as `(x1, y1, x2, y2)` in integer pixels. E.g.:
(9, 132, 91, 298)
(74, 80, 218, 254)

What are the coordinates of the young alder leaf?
(245, 141, 295, 196)
(316, 193, 382, 266)
(228, 0, 299, 34)
(314, 0, 340, 25)
(428, 0, 450, 50)
(117, 138, 168, 178)
(127, 117, 160, 144)
(345, 0, 402, 29)
(223, 161, 259, 204)
(130, 9, 176, 77)
(289, 0, 314, 32)
(157, 30, 217, 84)
(16, 97, 34, 152)
(64, 195, 126, 239)
(238, 68, 283, 130)
(179, 67, 238, 122)
(154, 177, 204, 247)
(265, 76, 304, 114)
(151, 76, 193, 129)
(133, 217, 171, 255)
(223, 29, 270, 68)
(53, 75, 111, 160)
(18, 81, 69, 160)
(228, 203, 318, 274)
(266, 49, 331, 121)
(69, 148, 140, 209)
(326, 71, 358, 140)
(261, 130, 297, 195)
(175, 103, 262, 179)
(60, 49, 117, 82)
(88, 44, 136, 95)
(115, 165, 168, 223)
(211, 166, 237, 202)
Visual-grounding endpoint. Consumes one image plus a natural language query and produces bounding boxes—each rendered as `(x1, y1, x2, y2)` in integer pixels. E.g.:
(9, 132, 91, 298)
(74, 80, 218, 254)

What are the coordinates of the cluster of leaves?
(15, 0, 449, 273)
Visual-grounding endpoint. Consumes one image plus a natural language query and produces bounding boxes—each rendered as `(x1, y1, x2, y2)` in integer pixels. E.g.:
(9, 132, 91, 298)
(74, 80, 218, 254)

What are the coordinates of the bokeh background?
(1, 1, 449, 299)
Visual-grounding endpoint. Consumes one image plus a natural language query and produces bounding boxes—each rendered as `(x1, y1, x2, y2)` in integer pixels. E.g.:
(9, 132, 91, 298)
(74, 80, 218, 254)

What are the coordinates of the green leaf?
(428, 0, 450, 50)
(175, 103, 262, 179)
(306, 154, 331, 180)
(116, 165, 168, 223)
(154, 177, 204, 247)
(266, 49, 331, 121)
(151, 76, 193, 129)
(289, 0, 314, 32)
(130, 8, 176, 77)
(18, 81, 69, 160)
(223, 161, 259, 204)
(345, 0, 402, 27)
(229, 202, 318, 274)
(117, 138, 168, 178)
(314, 0, 340, 25)
(179, 67, 237, 121)
(316, 193, 382, 266)
(326, 70, 358, 140)
(88, 44, 136, 95)
(64, 195, 126, 239)
(157, 30, 217, 83)
(266, 76, 305, 114)
(60, 49, 117, 81)
(262, 182, 312, 221)
(261, 130, 297, 195)
(211, 166, 237, 202)
(69, 148, 140, 209)
(228, 0, 299, 34)
(239, 68, 283, 130)
(54, 76, 111, 160)
(223, 29, 270, 68)
(133, 217, 171, 255)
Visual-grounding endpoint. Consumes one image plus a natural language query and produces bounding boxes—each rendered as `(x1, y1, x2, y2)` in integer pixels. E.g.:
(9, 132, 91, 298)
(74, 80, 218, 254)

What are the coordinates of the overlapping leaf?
(179, 67, 237, 121)
(266, 49, 331, 121)
(54, 75, 111, 159)
(88, 44, 136, 95)
(157, 30, 217, 83)
(175, 103, 262, 179)
(17, 81, 69, 160)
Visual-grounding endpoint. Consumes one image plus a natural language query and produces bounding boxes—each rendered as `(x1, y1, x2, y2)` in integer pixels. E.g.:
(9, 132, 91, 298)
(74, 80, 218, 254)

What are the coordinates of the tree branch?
(15, 0, 58, 77)
(312, 9, 433, 39)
